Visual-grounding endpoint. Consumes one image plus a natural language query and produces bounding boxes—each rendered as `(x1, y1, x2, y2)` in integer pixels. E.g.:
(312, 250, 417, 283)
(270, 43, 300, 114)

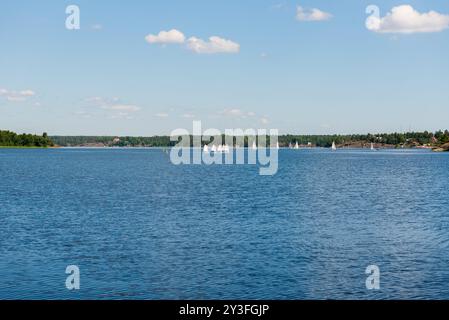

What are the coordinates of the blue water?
(1, 148, 449, 300)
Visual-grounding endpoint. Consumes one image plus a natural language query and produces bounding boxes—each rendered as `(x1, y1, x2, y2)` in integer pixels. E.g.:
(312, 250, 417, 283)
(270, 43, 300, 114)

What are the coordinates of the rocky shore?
(433, 143, 449, 152)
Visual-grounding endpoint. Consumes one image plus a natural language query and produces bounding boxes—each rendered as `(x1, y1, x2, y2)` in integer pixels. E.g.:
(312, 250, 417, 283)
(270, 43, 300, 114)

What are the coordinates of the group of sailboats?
(329, 142, 376, 151)
(203, 144, 230, 153)
(203, 141, 281, 153)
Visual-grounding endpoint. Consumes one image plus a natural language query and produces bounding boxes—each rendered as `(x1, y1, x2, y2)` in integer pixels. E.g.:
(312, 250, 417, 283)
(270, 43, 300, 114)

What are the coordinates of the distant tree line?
(50, 135, 172, 147)
(50, 130, 449, 148)
(0, 130, 54, 147)
(279, 130, 449, 147)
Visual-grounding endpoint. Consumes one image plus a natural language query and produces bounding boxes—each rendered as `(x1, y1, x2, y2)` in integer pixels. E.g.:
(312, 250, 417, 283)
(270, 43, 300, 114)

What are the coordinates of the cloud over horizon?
(101, 104, 141, 112)
(146, 29, 239, 54)
(0, 88, 36, 102)
(296, 6, 332, 22)
(84, 96, 141, 120)
(145, 29, 186, 44)
(187, 36, 240, 54)
(366, 5, 449, 34)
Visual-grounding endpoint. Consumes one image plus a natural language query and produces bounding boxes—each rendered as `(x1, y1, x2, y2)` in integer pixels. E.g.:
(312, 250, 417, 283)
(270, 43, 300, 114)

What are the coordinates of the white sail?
(276, 142, 280, 149)
(203, 144, 209, 153)
(294, 142, 299, 149)
(217, 145, 223, 152)
(331, 141, 337, 151)
(371, 143, 374, 150)
(211, 145, 217, 152)
(252, 141, 257, 150)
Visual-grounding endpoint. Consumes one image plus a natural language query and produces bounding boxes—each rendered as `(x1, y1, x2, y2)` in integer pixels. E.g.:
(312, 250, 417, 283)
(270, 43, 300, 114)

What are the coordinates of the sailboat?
(370, 143, 375, 151)
(217, 145, 223, 153)
(203, 144, 209, 153)
(211, 145, 217, 152)
(276, 142, 280, 149)
(331, 141, 337, 151)
(223, 144, 230, 153)
(289, 143, 292, 149)
(294, 142, 299, 149)
(252, 141, 257, 150)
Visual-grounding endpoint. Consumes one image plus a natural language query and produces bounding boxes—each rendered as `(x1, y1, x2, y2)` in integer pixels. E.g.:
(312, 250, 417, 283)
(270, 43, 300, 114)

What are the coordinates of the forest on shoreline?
(1, 129, 448, 150)
(50, 130, 449, 149)
(0, 131, 54, 147)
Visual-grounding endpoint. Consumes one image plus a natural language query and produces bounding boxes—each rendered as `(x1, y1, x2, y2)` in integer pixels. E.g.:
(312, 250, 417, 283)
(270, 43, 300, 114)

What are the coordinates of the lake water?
(1, 148, 449, 300)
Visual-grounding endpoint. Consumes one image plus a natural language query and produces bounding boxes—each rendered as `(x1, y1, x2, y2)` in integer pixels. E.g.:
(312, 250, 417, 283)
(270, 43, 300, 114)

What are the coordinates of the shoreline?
(0, 146, 54, 149)
(2, 146, 442, 152)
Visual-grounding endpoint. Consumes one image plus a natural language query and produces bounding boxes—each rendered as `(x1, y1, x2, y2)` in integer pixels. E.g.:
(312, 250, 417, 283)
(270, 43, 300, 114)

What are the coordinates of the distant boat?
(223, 144, 230, 153)
(211, 145, 217, 152)
(217, 145, 223, 153)
(252, 141, 257, 150)
(289, 143, 292, 149)
(294, 142, 299, 149)
(276, 142, 280, 149)
(331, 141, 337, 151)
(370, 143, 375, 151)
(203, 144, 209, 153)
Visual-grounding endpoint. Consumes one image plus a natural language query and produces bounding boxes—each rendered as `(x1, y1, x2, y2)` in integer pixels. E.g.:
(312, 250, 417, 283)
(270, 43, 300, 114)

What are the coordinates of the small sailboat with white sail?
(252, 141, 257, 150)
(331, 141, 337, 151)
(294, 142, 299, 149)
(203, 144, 209, 153)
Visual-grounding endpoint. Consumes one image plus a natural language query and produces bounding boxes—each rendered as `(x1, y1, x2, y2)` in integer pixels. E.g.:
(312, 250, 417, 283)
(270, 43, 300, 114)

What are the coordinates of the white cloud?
(101, 104, 141, 112)
(111, 112, 134, 120)
(7, 96, 27, 102)
(222, 108, 245, 117)
(144, 29, 240, 55)
(296, 6, 332, 21)
(366, 5, 449, 34)
(75, 110, 92, 119)
(145, 29, 186, 44)
(19, 90, 35, 97)
(0, 88, 36, 102)
(86, 96, 141, 119)
(155, 112, 169, 118)
(86, 96, 104, 103)
(187, 36, 240, 54)
(260, 117, 269, 125)
(221, 109, 257, 119)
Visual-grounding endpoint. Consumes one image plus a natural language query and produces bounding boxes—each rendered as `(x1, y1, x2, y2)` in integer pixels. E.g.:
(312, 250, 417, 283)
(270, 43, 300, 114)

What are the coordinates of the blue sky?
(1, 0, 449, 135)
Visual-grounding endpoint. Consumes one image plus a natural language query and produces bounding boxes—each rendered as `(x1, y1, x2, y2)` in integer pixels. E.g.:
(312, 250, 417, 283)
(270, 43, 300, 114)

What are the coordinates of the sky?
(1, 0, 449, 136)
